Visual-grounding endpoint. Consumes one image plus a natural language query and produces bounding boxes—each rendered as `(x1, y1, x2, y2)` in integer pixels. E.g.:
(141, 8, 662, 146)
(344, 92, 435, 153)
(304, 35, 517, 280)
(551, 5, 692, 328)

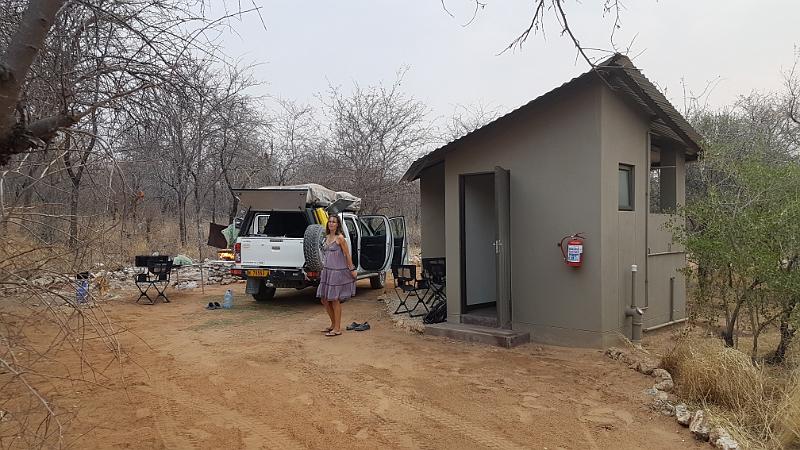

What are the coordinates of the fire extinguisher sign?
(567, 244, 582, 263)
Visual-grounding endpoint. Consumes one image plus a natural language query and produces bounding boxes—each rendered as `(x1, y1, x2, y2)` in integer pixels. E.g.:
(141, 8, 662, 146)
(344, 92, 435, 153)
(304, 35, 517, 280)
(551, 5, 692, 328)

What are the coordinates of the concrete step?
(460, 313, 499, 328)
(424, 322, 530, 348)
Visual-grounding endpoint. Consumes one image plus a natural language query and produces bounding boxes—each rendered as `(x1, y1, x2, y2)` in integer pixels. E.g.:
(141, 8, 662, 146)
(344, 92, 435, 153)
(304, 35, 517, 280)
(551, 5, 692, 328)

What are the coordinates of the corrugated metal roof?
(402, 53, 702, 182)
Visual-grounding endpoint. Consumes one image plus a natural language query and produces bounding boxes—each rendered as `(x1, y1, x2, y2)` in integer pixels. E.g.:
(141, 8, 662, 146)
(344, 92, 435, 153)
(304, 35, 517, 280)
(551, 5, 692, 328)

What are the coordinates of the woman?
(317, 215, 357, 336)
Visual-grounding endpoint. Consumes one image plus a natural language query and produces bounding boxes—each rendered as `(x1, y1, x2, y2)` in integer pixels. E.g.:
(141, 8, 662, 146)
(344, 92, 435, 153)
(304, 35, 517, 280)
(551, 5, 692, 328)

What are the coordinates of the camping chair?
(134, 256, 173, 304)
(390, 265, 430, 317)
(421, 257, 446, 308)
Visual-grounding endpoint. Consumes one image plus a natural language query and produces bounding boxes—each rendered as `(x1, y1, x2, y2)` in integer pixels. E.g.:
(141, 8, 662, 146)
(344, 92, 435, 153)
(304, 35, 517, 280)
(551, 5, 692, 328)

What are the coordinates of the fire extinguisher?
(558, 233, 586, 268)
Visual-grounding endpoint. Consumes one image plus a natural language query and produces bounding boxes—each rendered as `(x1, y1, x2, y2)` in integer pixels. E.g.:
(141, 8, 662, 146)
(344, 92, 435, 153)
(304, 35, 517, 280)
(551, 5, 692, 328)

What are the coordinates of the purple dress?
(316, 238, 356, 301)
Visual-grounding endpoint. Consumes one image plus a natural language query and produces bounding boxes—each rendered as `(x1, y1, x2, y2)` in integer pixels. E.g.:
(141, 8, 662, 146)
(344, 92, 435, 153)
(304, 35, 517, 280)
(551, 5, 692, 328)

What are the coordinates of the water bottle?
(223, 289, 234, 309)
(75, 272, 90, 304)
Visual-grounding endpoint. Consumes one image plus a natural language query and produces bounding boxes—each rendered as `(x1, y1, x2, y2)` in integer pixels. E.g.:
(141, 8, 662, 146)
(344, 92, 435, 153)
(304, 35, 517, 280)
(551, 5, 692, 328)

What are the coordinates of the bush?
(662, 338, 799, 448)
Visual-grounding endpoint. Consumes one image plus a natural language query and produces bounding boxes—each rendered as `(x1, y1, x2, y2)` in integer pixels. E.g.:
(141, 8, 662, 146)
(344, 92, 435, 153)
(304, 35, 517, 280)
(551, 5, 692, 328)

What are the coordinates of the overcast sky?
(216, 1, 800, 119)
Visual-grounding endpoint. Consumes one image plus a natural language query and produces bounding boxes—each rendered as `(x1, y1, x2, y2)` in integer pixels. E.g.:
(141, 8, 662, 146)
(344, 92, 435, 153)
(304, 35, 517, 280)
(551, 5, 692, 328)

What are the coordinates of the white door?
(357, 215, 394, 272)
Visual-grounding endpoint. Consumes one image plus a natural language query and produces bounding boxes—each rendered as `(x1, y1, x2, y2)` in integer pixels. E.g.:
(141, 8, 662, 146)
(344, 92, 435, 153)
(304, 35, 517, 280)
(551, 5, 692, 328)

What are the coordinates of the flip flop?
(354, 322, 370, 332)
(345, 322, 361, 331)
(206, 302, 215, 310)
(321, 327, 333, 333)
(325, 330, 342, 337)
(213, 302, 221, 309)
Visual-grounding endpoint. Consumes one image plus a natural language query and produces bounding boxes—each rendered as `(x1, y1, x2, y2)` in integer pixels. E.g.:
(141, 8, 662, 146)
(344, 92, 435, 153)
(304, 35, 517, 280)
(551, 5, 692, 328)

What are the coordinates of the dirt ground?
(17, 282, 706, 449)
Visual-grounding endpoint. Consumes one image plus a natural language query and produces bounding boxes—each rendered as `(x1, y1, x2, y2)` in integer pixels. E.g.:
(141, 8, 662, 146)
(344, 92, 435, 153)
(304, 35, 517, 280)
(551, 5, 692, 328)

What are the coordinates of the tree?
(313, 74, 432, 213)
(0, 0, 261, 166)
(442, 102, 502, 143)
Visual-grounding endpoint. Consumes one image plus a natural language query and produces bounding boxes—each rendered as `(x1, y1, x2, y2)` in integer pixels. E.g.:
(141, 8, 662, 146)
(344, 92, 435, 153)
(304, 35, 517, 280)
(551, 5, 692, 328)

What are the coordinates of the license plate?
(246, 269, 270, 277)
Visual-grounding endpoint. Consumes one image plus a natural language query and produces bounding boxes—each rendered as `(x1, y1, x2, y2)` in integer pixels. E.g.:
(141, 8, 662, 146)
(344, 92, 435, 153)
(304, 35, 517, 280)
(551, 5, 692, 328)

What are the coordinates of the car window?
(253, 214, 269, 234)
(361, 217, 387, 236)
(358, 219, 372, 237)
(343, 217, 358, 237)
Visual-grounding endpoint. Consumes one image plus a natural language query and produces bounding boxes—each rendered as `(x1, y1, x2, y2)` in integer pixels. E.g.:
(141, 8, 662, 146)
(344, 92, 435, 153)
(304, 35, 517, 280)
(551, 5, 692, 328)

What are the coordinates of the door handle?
(493, 240, 502, 254)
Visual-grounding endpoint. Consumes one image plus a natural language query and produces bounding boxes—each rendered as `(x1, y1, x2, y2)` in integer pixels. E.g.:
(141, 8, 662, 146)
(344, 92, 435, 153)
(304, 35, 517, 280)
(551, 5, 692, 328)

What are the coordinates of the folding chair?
(390, 265, 430, 317)
(134, 256, 173, 304)
(421, 257, 446, 308)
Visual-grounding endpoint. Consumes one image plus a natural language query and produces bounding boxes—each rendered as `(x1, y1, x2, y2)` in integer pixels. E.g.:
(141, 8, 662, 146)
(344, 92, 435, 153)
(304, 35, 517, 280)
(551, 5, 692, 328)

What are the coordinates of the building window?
(619, 164, 634, 211)
(649, 146, 677, 214)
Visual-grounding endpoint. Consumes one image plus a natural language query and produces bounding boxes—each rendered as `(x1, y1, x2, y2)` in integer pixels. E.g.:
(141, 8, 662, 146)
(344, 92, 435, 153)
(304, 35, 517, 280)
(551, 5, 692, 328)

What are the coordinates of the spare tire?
(303, 224, 326, 271)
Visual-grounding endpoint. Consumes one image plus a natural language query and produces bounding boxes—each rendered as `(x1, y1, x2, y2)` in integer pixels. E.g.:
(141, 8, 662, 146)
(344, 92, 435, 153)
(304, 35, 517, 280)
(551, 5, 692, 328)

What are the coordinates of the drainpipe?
(625, 264, 644, 343)
(669, 276, 675, 322)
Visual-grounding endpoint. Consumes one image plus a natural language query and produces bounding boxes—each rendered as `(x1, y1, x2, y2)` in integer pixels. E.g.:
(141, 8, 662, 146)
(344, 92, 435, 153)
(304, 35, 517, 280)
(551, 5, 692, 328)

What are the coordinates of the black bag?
(423, 299, 447, 324)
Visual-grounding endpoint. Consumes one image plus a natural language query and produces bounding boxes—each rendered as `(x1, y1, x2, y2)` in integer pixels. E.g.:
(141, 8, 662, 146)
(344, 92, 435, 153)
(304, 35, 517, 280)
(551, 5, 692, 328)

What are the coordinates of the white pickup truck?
(230, 185, 407, 302)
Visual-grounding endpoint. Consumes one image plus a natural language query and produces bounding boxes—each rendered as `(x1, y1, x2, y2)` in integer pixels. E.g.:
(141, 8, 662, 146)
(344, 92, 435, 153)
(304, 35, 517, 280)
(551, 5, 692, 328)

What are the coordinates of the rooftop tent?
(234, 183, 362, 212)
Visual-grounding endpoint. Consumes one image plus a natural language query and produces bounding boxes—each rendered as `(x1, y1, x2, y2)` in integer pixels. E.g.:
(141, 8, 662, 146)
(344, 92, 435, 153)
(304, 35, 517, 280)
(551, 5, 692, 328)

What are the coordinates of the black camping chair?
(421, 257, 446, 308)
(134, 256, 173, 304)
(390, 264, 430, 317)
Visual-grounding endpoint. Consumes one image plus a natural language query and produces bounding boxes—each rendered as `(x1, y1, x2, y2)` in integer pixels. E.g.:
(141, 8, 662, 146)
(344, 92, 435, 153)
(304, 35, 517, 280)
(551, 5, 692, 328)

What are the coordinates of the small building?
(402, 54, 701, 347)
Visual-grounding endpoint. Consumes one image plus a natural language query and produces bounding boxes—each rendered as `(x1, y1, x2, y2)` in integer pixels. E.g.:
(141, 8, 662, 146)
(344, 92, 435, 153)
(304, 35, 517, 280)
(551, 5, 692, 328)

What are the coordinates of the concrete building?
(402, 54, 701, 347)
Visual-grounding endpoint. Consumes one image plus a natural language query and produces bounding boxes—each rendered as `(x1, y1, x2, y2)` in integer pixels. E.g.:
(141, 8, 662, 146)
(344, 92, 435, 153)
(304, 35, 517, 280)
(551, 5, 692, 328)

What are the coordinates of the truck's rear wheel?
(370, 271, 386, 289)
(303, 224, 326, 271)
(253, 281, 276, 302)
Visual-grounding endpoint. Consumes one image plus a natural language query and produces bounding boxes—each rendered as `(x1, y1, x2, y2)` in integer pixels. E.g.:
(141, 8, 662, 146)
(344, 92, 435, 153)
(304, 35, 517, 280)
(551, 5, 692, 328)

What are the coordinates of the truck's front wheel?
(253, 281, 277, 302)
(369, 271, 386, 289)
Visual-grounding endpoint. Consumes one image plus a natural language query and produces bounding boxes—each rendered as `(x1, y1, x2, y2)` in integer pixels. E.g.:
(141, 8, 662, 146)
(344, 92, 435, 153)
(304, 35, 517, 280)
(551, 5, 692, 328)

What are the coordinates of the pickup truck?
(230, 185, 407, 302)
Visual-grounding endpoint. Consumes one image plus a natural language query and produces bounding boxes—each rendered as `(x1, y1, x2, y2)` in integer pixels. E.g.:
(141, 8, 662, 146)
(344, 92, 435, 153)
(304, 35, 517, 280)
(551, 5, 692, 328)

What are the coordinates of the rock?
(635, 360, 658, 375)
(651, 368, 671, 380)
(675, 404, 691, 426)
(32, 275, 55, 287)
(715, 436, 739, 450)
(651, 368, 674, 392)
(654, 378, 674, 392)
(709, 427, 739, 449)
(651, 399, 675, 416)
(689, 410, 710, 441)
(176, 281, 198, 290)
(644, 387, 660, 397)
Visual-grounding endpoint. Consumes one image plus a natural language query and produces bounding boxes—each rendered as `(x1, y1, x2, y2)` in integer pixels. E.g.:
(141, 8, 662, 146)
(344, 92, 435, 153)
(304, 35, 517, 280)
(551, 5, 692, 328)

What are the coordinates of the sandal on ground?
(324, 330, 342, 337)
(205, 302, 216, 310)
(346, 322, 361, 331)
(354, 322, 370, 332)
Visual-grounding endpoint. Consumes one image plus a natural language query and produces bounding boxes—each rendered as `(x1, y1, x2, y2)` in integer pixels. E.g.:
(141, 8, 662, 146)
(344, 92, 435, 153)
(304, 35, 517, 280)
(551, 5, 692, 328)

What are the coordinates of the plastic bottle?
(223, 289, 234, 309)
(75, 272, 90, 304)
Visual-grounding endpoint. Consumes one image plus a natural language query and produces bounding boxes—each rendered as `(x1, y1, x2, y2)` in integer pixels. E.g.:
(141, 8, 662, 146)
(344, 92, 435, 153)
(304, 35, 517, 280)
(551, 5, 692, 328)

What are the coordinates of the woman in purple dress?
(317, 215, 357, 336)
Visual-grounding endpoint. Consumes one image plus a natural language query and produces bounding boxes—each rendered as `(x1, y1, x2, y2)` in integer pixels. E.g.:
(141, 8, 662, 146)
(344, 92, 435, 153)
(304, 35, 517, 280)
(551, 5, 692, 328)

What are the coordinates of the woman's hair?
(326, 215, 344, 236)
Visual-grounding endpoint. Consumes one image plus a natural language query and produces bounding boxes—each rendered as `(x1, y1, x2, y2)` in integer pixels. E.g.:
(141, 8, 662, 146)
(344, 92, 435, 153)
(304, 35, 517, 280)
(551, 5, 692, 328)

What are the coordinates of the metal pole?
(625, 264, 643, 343)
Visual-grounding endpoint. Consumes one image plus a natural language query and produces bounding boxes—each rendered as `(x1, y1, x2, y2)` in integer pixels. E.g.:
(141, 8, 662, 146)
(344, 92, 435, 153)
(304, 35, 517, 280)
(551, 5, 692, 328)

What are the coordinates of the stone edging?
(605, 347, 740, 450)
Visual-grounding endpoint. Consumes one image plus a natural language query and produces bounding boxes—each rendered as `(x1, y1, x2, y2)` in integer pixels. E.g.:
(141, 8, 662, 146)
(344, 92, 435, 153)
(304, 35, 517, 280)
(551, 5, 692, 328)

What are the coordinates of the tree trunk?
(211, 182, 217, 224)
(768, 306, 797, 364)
(723, 297, 745, 347)
(69, 186, 79, 248)
(0, 0, 68, 163)
(177, 193, 187, 246)
(228, 196, 239, 224)
(749, 304, 760, 361)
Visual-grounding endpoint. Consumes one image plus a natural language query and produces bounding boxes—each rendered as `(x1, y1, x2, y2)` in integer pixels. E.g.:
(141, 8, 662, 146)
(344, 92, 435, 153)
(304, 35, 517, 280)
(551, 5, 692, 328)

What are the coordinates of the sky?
(213, 0, 800, 120)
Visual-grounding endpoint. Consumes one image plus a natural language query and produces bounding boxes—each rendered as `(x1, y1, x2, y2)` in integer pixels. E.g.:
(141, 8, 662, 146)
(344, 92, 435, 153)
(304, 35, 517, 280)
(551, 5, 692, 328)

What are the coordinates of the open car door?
(389, 217, 407, 267)
(357, 215, 394, 272)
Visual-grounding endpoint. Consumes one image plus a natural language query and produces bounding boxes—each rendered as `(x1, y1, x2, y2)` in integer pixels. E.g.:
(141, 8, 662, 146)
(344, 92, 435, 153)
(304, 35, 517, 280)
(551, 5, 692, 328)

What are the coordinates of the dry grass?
(662, 337, 800, 448)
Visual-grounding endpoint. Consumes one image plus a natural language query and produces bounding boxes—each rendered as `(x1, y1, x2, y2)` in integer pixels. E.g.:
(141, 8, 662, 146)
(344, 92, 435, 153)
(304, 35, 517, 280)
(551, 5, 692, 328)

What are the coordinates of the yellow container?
(315, 208, 328, 227)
